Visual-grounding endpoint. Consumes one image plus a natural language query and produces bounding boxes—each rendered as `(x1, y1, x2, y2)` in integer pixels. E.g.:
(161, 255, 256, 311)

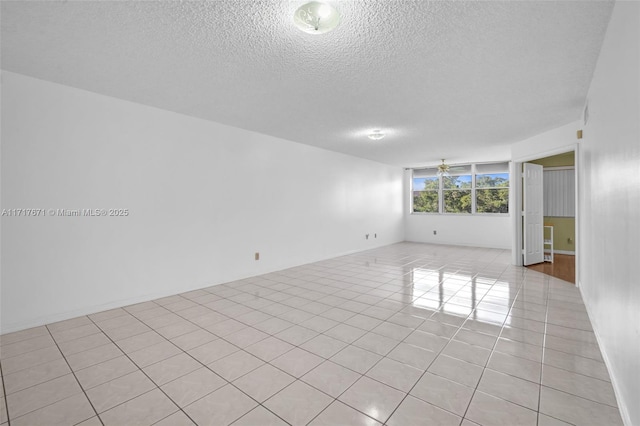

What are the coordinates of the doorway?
(514, 150, 578, 284)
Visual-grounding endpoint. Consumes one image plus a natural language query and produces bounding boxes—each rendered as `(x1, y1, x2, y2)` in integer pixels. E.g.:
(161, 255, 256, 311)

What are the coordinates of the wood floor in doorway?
(526, 254, 575, 284)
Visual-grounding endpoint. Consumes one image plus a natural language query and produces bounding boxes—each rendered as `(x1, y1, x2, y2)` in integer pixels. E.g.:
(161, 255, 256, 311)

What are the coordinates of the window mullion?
(438, 175, 442, 214)
(410, 173, 414, 213)
(472, 164, 477, 214)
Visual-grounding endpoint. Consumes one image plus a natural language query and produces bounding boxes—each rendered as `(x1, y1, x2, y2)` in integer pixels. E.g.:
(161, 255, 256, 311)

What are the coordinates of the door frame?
(511, 143, 580, 287)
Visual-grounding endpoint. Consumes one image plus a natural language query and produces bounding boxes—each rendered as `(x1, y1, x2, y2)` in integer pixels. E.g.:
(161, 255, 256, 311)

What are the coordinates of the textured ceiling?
(1, 1, 613, 167)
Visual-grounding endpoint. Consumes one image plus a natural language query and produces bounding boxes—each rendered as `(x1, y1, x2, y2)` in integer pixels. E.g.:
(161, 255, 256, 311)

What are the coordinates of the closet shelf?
(543, 226, 554, 263)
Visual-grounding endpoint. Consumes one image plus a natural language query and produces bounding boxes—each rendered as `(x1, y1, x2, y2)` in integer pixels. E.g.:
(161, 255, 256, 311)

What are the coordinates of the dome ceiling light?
(368, 129, 385, 140)
(293, 2, 340, 35)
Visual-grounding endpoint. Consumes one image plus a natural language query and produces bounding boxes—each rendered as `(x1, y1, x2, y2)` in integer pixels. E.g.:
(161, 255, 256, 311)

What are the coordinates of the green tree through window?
(443, 175, 472, 213)
(476, 174, 509, 213)
(413, 176, 439, 213)
(412, 163, 509, 214)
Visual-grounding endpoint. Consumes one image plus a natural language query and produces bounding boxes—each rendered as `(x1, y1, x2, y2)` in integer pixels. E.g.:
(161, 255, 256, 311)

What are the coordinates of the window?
(443, 165, 472, 213)
(411, 162, 509, 214)
(412, 168, 439, 213)
(475, 163, 510, 213)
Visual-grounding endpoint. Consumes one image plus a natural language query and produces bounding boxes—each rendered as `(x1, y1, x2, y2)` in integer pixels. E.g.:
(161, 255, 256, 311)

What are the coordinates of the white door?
(523, 163, 544, 265)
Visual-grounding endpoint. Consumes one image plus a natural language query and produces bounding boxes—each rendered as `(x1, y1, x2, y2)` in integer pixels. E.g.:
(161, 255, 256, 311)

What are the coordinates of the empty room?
(0, 1, 638, 425)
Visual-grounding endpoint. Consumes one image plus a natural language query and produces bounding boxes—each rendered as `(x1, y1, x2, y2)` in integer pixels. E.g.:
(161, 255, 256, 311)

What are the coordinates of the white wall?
(578, 2, 639, 425)
(0, 71, 405, 333)
(404, 171, 512, 249)
(405, 214, 511, 249)
(511, 120, 580, 162)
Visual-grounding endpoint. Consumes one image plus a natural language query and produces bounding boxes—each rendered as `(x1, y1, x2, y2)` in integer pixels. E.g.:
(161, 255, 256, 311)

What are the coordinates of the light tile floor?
(0, 243, 624, 426)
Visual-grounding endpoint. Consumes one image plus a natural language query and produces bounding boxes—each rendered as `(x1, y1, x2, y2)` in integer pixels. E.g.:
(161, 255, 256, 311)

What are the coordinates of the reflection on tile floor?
(0, 242, 624, 425)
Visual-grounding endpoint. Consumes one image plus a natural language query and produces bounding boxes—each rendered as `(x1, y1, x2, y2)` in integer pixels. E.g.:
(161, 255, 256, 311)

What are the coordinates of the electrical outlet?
(255, 252, 260, 261)
(433, 230, 437, 235)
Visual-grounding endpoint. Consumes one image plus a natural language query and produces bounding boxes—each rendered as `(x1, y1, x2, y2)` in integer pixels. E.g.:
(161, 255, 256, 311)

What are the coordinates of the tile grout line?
(535, 279, 584, 426)
(28, 325, 103, 426)
(414, 263, 522, 416)
(0, 359, 12, 426)
(224, 260, 446, 425)
(3, 328, 98, 424)
(457, 270, 522, 424)
(537, 276, 551, 426)
(224, 280, 412, 425)
(86, 292, 296, 422)
(103, 290, 307, 425)
(282, 262, 434, 425)
(84, 314, 205, 426)
(138, 310, 297, 426)
(1, 246, 610, 426)
(308, 265, 512, 425)
(380, 271, 512, 425)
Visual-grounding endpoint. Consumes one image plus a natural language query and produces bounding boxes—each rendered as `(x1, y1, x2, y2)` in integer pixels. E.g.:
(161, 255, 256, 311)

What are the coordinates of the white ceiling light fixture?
(437, 159, 450, 176)
(368, 129, 385, 140)
(293, 1, 340, 34)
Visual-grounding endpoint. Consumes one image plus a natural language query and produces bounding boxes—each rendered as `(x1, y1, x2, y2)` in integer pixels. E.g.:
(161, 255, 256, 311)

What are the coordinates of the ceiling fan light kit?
(437, 159, 450, 176)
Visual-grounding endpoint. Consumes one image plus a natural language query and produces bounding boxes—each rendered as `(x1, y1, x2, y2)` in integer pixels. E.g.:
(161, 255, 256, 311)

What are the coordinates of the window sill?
(410, 212, 510, 217)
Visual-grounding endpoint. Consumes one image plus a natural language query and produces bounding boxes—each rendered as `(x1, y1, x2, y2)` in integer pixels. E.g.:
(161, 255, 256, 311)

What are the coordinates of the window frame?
(412, 175, 440, 214)
(411, 162, 510, 216)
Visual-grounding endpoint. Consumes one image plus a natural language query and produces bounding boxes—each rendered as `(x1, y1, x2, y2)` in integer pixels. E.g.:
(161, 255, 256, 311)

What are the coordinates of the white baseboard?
(0, 239, 405, 335)
(554, 250, 576, 255)
(579, 285, 632, 426)
(0, 285, 208, 335)
(404, 239, 511, 250)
